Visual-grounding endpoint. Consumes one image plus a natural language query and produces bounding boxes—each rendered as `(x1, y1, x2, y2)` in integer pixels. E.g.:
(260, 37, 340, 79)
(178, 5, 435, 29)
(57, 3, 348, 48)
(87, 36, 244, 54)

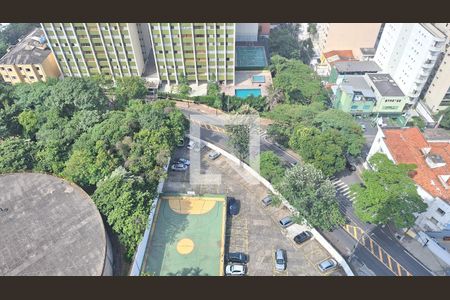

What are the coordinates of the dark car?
(274, 249, 287, 271)
(226, 252, 248, 264)
(346, 160, 357, 171)
(261, 195, 272, 207)
(279, 216, 294, 228)
(227, 197, 239, 215)
(294, 231, 312, 244)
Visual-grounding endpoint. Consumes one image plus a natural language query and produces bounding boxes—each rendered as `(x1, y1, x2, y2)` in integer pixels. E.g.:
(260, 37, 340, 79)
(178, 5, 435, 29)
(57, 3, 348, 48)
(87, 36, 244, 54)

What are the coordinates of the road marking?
(369, 239, 374, 253)
(396, 263, 402, 276)
(387, 255, 393, 270)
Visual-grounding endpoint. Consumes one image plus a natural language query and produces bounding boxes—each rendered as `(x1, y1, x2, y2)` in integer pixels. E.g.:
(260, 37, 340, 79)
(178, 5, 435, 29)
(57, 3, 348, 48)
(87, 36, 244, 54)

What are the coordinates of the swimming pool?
(235, 88, 262, 98)
(252, 75, 265, 83)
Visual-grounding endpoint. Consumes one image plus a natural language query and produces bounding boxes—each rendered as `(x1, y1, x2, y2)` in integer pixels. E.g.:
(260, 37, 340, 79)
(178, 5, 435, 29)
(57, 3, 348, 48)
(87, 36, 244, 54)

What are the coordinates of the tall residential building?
(422, 23, 450, 113)
(148, 23, 236, 85)
(0, 28, 60, 84)
(316, 23, 382, 59)
(41, 23, 147, 80)
(374, 23, 446, 103)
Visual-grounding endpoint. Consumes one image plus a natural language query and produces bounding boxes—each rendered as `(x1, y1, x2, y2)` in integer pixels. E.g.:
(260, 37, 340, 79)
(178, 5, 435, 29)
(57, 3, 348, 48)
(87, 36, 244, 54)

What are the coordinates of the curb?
(187, 134, 355, 276)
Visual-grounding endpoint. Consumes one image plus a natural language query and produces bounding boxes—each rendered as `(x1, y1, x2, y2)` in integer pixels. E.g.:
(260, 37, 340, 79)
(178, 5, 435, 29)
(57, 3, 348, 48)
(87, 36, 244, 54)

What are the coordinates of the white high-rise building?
(374, 23, 446, 103)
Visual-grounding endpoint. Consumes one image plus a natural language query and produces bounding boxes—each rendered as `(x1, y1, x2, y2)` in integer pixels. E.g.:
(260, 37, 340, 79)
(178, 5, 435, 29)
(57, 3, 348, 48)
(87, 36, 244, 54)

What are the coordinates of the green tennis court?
(236, 46, 268, 69)
(141, 194, 226, 276)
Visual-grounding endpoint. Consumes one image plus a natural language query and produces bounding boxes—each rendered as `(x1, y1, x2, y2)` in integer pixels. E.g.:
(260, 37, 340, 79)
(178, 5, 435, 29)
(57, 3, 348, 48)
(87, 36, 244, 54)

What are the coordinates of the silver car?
(318, 258, 338, 272)
(208, 150, 221, 160)
(274, 249, 286, 271)
(171, 163, 188, 171)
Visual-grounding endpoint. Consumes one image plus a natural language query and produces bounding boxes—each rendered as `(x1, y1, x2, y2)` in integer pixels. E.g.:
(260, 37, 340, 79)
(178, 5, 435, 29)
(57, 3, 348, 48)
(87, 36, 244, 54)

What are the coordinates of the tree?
(265, 85, 285, 111)
(409, 116, 426, 132)
(226, 124, 250, 161)
(270, 55, 329, 104)
(0, 137, 36, 173)
(351, 153, 427, 228)
(438, 108, 450, 129)
(313, 109, 365, 157)
(176, 75, 191, 96)
(298, 38, 315, 65)
(18, 110, 38, 137)
(114, 76, 147, 108)
(269, 23, 301, 60)
(289, 127, 346, 177)
(276, 163, 345, 231)
(258, 151, 285, 185)
(307, 23, 318, 37)
(92, 168, 155, 259)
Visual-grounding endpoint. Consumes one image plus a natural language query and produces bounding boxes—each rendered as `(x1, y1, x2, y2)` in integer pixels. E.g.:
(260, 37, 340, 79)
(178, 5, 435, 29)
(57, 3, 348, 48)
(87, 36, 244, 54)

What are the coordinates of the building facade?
(374, 23, 446, 102)
(317, 23, 382, 59)
(148, 23, 235, 85)
(41, 23, 146, 80)
(422, 23, 450, 113)
(0, 28, 60, 84)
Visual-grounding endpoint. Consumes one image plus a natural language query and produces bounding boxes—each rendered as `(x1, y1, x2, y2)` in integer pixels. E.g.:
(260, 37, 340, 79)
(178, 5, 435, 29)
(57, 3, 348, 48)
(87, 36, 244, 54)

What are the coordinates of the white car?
(171, 163, 188, 172)
(318, 258, 338, 273)
(225, 263, 246, 276)
(187, 140, 195, 150)
(208, 151, 221, 160)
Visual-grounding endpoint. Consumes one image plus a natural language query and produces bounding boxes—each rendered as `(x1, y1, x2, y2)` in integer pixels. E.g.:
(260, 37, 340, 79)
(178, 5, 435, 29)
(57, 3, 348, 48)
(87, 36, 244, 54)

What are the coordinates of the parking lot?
(163, 143, 345, 276)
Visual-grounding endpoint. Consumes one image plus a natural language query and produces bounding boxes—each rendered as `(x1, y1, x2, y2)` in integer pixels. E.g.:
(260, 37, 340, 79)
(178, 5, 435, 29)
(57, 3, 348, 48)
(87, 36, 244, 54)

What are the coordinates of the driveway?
(164, 144, 345, 276)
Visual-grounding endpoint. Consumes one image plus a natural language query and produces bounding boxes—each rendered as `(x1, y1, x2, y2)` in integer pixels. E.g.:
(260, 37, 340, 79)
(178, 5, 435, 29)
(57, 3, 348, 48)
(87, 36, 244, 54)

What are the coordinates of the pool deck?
(222, 70, 273, 97)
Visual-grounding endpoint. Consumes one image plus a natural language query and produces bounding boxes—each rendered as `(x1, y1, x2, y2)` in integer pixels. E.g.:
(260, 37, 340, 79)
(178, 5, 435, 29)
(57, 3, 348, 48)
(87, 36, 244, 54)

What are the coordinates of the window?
(7, 68, 12, 72)
(29, 76, 35, 80)
(437, 208, 445, 216)
(35, 66, 40, 70)
(26, 68, 31, 72)
(430, 217, 439, 225)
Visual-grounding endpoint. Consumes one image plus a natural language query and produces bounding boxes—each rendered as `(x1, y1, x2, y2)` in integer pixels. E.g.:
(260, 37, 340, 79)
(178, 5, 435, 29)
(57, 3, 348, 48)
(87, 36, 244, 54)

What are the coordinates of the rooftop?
(382, 127, 450, 203)
(334, 60, 381, 74)
(323, 50, 355, 65)
(360, 47, 376, 56)
(0, 173, 106, 276)
(0, 28, 52, 65)
(366, 73, 405, 97)
(340, 75, 376, 99)
(420, 23, 447, 40)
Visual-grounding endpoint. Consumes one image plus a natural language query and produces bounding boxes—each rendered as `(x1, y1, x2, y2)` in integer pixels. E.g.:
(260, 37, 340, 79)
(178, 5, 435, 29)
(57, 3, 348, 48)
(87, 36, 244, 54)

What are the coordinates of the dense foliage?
(276, 163, 345, 231)
(258, 151, 285, 185)
(351, 153, 427, 228)
(0, 78, 187, 259)
(270, 55, 329, 105)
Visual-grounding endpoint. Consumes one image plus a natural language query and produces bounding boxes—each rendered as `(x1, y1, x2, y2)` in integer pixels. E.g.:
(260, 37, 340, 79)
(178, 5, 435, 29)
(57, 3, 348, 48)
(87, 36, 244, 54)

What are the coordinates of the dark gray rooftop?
(366, 73, 405, 97)
(0, 173, 106, 276)
(360, 47, 376, 56)
(0, 28, 52, 65)
(334, 60, 381, 73)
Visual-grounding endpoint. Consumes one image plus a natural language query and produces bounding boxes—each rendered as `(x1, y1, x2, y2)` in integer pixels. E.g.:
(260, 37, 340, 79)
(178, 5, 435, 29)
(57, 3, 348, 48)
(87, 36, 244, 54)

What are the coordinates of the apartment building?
(0, 28, 61, 84)
(148, 23, 235, 85)
(422, 23, 450, 113)
(41, 23, 146, 80)
(316, 23, 382, 59)
(374, 23, 446, 103)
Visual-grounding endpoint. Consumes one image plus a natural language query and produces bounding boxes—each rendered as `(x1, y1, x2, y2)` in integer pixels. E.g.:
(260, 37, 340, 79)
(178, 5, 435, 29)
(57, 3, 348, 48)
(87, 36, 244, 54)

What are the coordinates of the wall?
(423, 49, 450, 113)
(320, 23, 382, 59)
(41, 52, 62, 79)
(417, 231, 450, 265)
(236, 23, 258, 42)
(415, 186, 450, 232)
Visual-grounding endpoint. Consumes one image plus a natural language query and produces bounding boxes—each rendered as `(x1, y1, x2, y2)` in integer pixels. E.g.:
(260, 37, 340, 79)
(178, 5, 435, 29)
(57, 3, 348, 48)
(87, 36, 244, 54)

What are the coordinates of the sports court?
(236, 46, 268, 69)
(141, 194, 226, 276)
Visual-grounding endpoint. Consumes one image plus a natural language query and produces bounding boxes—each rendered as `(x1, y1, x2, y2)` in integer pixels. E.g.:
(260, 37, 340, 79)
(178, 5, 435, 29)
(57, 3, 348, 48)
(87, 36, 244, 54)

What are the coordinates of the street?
(179, 104, 433, 276)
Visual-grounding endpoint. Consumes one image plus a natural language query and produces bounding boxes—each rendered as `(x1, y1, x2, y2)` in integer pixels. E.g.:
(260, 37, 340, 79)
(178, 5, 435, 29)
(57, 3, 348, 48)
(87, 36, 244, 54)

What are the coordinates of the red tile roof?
(323, 50, 355, 60)
(383, 127, 450, 202)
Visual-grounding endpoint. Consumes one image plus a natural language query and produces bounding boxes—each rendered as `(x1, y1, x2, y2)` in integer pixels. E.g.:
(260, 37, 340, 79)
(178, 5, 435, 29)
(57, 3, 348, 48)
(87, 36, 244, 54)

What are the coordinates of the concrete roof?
(340, 75, 376, 98)
(360, 48, 376, 56)
(0, 173, 106, 276)
(334, 60, 381, 73)
(366, 73, 405, 97)
(0, 28, 52, 65)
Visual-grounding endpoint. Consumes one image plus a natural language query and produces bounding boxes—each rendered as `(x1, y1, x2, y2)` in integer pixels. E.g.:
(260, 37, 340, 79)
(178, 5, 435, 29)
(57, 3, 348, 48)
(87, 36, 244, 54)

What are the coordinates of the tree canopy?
(258, 151, 286, 185)
(276, 162, 345, 231)
(351, 153, 427, 228)
(270, 55, 329, 105)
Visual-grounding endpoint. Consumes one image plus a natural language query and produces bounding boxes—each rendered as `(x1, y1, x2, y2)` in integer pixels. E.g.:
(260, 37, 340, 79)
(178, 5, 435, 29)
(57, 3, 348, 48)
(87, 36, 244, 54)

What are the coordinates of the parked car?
(177, 158, 190, 166)
(274, 249, 287, 271)
(227, 197, 239, 216)
(226, 252, 248, 264)
(361, 124, 366, 131)
(318, 258, 338, 273)
(171, 163, 188, 171)
(279, 216, 294, 228)
(346, 160, 357, 171)
(294, 231, 312, 244)
(187, 140, 195, 150)
(208, 150, 221, 160)
(261, 195, 272, 207)
(225, 263, 246, 276)
(193, 142, 205, 152)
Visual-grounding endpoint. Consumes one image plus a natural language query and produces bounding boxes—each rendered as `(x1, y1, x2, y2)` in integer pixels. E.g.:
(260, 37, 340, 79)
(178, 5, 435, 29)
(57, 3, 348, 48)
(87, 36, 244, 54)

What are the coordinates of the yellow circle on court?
(177, 238, 195, 255)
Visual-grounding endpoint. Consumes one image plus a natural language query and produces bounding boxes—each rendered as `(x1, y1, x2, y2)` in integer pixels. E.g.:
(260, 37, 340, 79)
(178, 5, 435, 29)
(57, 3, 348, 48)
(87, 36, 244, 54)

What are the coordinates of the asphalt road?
(181, 108, 433, 276)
